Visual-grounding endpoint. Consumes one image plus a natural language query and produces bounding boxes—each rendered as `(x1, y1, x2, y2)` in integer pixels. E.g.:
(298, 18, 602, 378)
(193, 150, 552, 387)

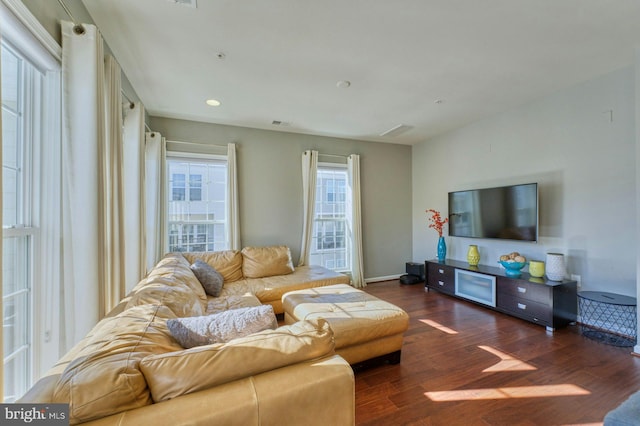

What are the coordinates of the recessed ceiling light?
(336, 80, 351, 89)
(206, 99, 221, 107)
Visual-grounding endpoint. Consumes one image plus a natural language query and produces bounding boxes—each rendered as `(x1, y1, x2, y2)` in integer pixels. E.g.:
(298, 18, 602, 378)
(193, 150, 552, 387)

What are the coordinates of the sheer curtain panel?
(145, 132, 167, 272)
(227, 143, 240, 250)
(298, 150, 318, 266)
(60, 21, 104, 347)
(123, 102, 146, 292)
(348, 154, 365, 288)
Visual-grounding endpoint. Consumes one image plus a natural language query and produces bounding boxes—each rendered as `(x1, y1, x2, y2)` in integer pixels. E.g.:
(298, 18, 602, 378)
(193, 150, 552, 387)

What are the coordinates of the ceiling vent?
(379, 124, 413, 138)
(166, 0, 197, 8)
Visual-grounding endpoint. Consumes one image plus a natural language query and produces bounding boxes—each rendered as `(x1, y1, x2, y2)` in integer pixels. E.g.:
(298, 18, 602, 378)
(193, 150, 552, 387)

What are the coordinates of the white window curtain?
(103, 54, 126, 314)
(298, 150, 318, 266)
(123, 102, 146, 292)
(227, 143, 240, 250)
(145, 131, 167, 272)
(60, 21, 104, 348)
(347, 154, 365, 288)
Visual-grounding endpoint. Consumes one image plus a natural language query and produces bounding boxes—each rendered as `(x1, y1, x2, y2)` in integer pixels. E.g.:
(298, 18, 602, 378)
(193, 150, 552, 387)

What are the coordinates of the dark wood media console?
(425, 259, 577, 331)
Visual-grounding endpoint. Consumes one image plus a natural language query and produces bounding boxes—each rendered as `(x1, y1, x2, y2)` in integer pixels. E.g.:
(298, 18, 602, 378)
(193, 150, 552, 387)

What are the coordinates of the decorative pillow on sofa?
(190, 260, 224, 297)
(167, 305, 278, 348)
(241, 245, 295, 278)
(140, 319, 335, 402)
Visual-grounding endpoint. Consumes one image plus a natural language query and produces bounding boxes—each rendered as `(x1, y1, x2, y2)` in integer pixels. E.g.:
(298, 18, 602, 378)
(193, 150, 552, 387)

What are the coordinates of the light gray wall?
(150, 118, 413, 280)
(413, 66, 636, 297)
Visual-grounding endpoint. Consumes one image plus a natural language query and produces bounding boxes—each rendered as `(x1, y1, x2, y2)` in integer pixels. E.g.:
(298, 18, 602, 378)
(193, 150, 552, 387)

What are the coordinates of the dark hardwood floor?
(356, 280, 640, 426)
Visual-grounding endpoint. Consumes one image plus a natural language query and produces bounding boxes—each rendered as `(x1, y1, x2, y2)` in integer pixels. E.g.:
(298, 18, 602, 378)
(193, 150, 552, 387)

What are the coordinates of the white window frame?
(1, 1, 62, 402)
(166, 152, 229, 252)
(310, 163, 350, 272)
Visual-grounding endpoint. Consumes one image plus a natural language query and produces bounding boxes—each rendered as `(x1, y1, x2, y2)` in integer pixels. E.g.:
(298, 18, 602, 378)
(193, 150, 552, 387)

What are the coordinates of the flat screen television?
(448, 183, 538, 242)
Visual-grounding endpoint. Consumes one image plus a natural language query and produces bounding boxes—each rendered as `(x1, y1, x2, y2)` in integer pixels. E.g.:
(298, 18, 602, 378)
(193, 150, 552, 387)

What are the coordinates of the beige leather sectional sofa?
(19, 246, 355, 425)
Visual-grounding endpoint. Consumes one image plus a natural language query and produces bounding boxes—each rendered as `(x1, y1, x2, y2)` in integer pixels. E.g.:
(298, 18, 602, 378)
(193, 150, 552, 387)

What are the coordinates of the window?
(1, 2, 62, 399)
(171, 173, 185, 200)
(310, 165, 349, 271)
(171, 173, 203, 202)
(167, 155, 227, 252)
(189, 174, 202, 201)
(2, 41, 42, 402)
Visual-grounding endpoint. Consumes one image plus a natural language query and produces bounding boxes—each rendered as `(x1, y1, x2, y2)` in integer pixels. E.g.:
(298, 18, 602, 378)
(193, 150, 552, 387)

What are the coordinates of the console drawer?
(426, 262, 454, 294)
(497, 277, 551, 304)
(498, 294, 552, 325)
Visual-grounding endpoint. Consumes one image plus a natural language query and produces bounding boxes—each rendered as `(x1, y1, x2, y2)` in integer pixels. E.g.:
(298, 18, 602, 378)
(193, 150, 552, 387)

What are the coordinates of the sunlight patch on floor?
(419, 319, 458, 334)
(479, 345, 537, 372)
(425, 384, 590, 401)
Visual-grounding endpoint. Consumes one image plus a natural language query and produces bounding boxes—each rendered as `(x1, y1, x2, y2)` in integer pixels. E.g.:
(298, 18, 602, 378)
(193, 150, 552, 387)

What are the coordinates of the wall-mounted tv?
(448, 183, 538, 242)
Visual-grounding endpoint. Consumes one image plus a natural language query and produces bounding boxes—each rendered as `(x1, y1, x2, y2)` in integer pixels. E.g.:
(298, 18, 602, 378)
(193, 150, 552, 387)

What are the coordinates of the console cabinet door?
(426, 262, 455, 295)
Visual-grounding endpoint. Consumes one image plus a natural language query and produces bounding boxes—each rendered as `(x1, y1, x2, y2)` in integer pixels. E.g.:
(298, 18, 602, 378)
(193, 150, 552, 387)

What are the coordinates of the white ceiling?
(82, 0, 640, 145)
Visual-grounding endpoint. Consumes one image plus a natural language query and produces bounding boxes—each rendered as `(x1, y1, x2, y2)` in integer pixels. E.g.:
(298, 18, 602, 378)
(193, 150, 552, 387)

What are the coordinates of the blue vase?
(437, 236, 446, 262)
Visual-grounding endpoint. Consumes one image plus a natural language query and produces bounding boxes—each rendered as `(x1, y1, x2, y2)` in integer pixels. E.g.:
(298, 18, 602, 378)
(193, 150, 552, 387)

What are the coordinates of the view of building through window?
(310, 165, 350, 271)
(167, 156, 228, 252)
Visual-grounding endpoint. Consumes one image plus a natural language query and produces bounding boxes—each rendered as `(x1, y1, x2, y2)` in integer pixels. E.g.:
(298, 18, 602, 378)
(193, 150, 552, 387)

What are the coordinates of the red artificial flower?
(426, 209, 448, 237)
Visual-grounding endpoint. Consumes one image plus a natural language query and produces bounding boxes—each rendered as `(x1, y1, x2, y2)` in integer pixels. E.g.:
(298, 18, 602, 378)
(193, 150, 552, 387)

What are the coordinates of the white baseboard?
(365, 274, 402, 283)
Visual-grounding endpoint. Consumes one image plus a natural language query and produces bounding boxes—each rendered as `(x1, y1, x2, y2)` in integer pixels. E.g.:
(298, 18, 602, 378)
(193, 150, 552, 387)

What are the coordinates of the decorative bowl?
(498, 260, 527, 277)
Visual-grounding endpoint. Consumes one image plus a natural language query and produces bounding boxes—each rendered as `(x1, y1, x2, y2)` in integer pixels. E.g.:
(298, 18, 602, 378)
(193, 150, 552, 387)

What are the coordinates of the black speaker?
(406, 262, 425, 280)
(400, 262, 425, 285)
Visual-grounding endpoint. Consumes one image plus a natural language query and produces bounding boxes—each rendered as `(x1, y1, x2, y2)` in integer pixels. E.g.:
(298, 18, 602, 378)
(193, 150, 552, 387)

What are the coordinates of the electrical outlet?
(571, 274, 581, 287)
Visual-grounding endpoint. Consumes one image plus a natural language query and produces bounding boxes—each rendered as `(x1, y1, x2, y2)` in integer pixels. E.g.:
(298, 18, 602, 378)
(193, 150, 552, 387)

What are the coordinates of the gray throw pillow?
(191, 260, 224, 297)
(167, 305, 278, 348)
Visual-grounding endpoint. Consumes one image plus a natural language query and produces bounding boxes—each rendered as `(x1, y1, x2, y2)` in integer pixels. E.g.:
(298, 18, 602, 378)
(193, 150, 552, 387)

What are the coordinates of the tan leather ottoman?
(282, 284, 409, 366)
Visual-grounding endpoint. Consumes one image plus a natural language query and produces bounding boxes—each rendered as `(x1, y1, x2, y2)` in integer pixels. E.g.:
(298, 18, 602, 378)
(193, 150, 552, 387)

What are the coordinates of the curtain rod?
(166, 139, 228, 149)
(319, 153, 348, 159)
(57, 0, 75, 22)
(57, 0, 85, 34)
(118, 91, 149, 131)
(121, 90, 134, 109)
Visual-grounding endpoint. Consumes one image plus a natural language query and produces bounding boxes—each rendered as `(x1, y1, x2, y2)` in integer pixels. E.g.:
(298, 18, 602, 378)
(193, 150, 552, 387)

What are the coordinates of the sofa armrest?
(604, 390, 640, 425)
(79, 354, 354, 426)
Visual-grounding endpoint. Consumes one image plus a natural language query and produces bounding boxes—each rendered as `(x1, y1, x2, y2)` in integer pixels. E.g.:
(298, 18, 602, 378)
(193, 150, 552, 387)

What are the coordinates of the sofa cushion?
(53, 304, 183, 425)
(241, 245, 294, 278)
(149, 253, 209, 300)
(126, 254, 206, 317)
(126, 278, 205, 317)
(190, 260, 224, 297)
(140, 319, 335, 402)
(205, 293, 262, 314)
(182, 250, 244, 283)
(167, 305, 278, 348)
